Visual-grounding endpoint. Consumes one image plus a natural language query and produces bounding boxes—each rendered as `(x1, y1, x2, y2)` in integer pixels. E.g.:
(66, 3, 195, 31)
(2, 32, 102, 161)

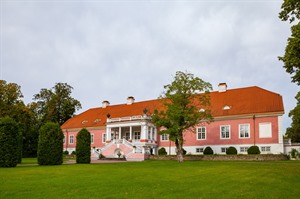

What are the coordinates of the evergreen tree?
(38, 122, 64, 165)
(0, 117, 21, 167)
(76, 128, 91, 164)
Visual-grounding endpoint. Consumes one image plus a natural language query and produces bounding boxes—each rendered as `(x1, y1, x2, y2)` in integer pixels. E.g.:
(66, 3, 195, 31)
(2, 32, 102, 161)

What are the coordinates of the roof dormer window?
(82, 120, 88, 124)
(223, 105, 231, 110)
(199, 108, 205, 112)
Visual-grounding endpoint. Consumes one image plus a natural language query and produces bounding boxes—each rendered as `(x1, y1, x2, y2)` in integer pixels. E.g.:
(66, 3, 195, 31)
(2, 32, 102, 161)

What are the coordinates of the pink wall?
(158, 116, 279, 147)
(63, 128, 107, 149)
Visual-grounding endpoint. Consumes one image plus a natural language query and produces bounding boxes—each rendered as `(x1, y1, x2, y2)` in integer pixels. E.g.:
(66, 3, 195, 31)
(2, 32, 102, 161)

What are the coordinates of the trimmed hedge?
(204, 146, 214, 155)
(247, 145, 261, 154)
(37, 122, 64, 165)
(226, 146, 237, 155)
(76, 128, 91, 164)
(0, 117, 21, 167)
(158, 147, 167, 155)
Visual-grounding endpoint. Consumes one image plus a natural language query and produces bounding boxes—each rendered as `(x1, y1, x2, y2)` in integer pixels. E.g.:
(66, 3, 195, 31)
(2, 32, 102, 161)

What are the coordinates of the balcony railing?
(107, 115, 151, 123)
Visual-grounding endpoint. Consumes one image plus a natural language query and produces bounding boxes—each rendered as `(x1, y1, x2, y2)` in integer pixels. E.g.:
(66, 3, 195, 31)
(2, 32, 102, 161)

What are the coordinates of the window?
(197, 127, 206, 140)
(69, 135, 74, 144)
(148, 130, 151, 140)
(220, 125, 230, 139)
(239, 124, 250, 138)
(63, 135, 66, 143)
(261, 146, 271, 152)
(134, 131, 141, 140)
(161, 134, 169, 141)
(91, 134, 94, 144)
(221, 147, 228, 153)
(259, 123, 272, 138)
(102, 133, 106, 143)
(240, 147, 249, 153)
(125, 132, 130, 140)
(196, 148, 204, 153)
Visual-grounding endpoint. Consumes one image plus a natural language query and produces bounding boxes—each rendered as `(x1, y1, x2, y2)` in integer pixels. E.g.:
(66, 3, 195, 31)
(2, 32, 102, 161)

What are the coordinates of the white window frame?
(220, 125, 230, 139)
(261, 146, 271, 152)
(221, 147, 228, 153)
(63, 135, 66, 143)
(240, 147, 249, 153)
(102, 133, 106, 143)
(69, 135, 74, 144)
(91, 134, 94, 144)
(196, 148, 204, 153)
(134, 131, 141, 140)
(197, 127, 206, 140)
(161, 134, 169, 141)
(259, 123, 272, 138)
(239, 124, 250, 138)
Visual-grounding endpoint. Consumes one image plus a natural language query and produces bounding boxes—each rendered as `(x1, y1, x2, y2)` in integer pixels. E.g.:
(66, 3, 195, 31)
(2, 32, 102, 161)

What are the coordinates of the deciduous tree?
(33, 83, 82, 125)
(279, 0, 300, 141)
(152, 71, 213, 162)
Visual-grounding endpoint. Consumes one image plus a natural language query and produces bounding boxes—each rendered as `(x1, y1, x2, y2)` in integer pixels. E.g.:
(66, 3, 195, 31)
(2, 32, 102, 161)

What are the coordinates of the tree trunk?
(175, 138, 184, 163)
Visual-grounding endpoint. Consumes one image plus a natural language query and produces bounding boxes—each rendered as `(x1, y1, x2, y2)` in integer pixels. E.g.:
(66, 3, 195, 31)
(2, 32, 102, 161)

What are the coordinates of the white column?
(119, 127, 121, 140)
(130, 126, 132, 140)
(141, 124, 147, 140)
(107, 127, 111, 141)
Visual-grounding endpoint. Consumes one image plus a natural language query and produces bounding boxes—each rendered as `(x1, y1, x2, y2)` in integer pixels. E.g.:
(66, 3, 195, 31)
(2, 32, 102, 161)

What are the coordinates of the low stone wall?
(149, 154, 289, 161)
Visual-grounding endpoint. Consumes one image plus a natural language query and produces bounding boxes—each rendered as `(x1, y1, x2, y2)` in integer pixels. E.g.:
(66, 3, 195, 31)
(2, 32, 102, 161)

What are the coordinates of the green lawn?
(1, 160, 300, 199)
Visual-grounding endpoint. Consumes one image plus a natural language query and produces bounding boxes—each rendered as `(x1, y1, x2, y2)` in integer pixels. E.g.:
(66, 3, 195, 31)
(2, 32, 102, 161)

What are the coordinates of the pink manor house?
(61, 83, 288, 161)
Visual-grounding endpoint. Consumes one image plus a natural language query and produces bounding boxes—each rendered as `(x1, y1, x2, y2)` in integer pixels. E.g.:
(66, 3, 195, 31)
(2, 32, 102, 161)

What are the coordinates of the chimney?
(102, 100, 110, 108)
(127, 96, 135, 105)
(218, 83, 227, 92)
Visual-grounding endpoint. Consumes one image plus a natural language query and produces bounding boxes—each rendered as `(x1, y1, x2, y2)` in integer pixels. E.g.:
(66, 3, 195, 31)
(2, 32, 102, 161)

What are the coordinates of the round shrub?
(76, 128, 91, 164)
(63, 150, 69, 155)
(158, 147, 167, 155)
(182, 148, 187, 155)
(226, 146, 237, 155)
(38, 122, 64, 165)
(204, 146, 214, 155)
(247, 145, 261, 154)
(0, 117, 21, 167)
(71, 151, 76, 155)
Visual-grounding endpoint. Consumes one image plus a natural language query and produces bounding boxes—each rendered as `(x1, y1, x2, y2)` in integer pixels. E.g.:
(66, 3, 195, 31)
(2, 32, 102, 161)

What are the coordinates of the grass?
(1, 159, 300, 199)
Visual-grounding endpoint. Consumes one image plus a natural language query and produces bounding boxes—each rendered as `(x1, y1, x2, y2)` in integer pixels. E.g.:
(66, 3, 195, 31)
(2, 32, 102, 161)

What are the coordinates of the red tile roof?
(61, 86, 284, 129)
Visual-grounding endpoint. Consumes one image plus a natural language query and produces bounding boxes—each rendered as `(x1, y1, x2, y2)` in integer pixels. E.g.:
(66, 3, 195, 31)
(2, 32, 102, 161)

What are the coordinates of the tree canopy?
(279, 0, 300, 142)
(152, 71, 213, 162)
(33, 82, 82, 125)
(286, 92, 300, 142)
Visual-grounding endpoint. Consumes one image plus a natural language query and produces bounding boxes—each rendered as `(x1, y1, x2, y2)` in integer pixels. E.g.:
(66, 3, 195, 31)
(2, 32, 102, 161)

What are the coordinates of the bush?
(63, 150, 69, 155)
(76, 128, 91, 164)
(182, 148, 187, 155)
(158, 147, 167, 155)
(226, 146, 237, 155)
(38, 122, 64, 165)
(0, 117, 21, 167)
(71, 151, 76, 155)
(290, 148, 299, 159)
(204, 146, 214, 155)
(247, 145, 261, 154)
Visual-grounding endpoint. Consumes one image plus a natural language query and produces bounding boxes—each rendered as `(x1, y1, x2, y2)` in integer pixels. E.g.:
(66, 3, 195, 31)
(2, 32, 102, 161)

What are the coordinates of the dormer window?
(199, 108, 205, 112)
(223, 105, 231, 110)
(82, 120, 88, 124)
(94, 119, 100, 123)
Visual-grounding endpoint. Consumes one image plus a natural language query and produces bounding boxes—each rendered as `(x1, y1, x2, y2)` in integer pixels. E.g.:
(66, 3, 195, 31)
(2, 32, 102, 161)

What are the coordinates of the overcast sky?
(1, 0, 298, 132)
